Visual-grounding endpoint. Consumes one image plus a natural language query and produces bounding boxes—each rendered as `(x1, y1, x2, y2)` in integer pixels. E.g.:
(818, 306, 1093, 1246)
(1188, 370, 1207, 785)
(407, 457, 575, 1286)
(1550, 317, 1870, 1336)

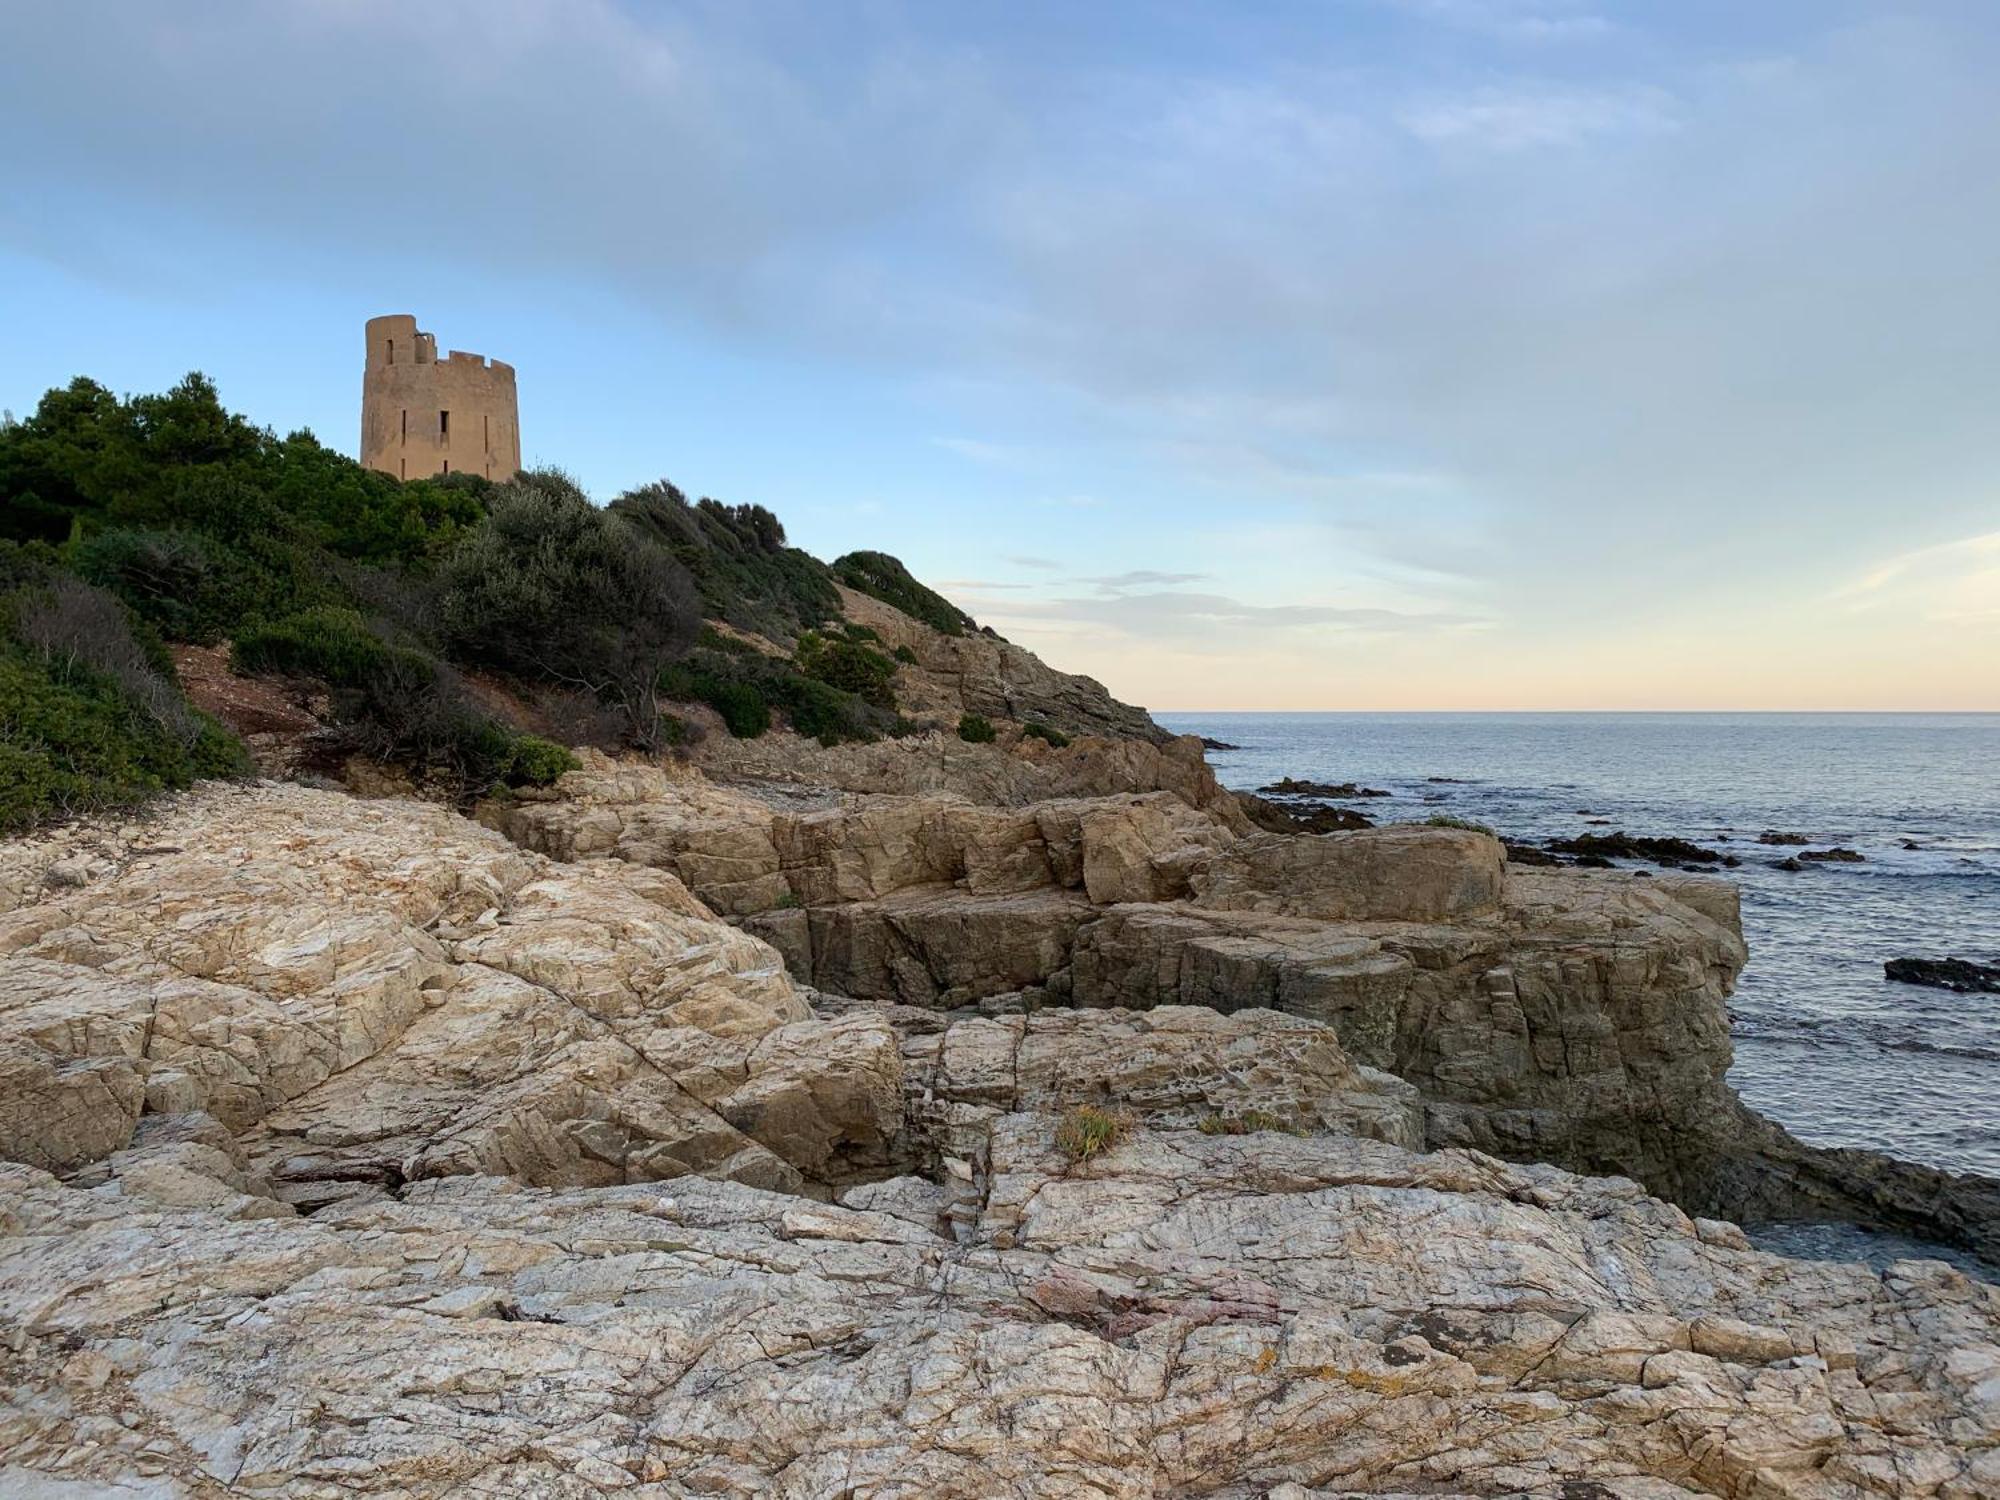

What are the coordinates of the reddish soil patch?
(172, 645, 323, 738)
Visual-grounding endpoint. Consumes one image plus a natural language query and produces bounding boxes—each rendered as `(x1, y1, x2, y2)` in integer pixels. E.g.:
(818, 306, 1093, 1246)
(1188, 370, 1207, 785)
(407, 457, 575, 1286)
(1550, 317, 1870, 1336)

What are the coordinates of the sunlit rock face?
(3, 1121, 1997, 1496)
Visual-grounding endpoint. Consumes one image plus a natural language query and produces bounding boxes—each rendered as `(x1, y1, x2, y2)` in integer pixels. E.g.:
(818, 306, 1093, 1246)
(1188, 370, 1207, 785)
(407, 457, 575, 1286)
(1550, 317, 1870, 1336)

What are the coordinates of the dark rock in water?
(1901, 840, 1923, 851)
(1884, 957, 2000, 994)
(1235, 792, 1373, 835)
(1799, 847, 1865, 863)
(1571, 854, 1615, 869)
(1546, 831, 1728, 868)
(1757, 831, 1811, 846)
(1502, 842, 1561, 867)
(1584, 818, 1612, 826)
(1197, 737, 1241, 752)
(1772, 857, 1806, 872)
(1425, 776, 1469, 784)
(1258, 777, 1391, 799)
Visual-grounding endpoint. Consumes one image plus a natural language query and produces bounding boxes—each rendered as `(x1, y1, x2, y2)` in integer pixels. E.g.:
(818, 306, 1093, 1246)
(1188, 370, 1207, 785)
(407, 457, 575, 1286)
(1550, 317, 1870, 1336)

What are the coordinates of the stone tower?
(360, 314, 521, 482)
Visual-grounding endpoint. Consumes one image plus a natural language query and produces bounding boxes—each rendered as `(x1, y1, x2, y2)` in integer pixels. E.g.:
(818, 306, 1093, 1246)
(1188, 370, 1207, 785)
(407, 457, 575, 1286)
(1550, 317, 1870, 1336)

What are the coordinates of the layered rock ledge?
(2, 767, 1997, 1494)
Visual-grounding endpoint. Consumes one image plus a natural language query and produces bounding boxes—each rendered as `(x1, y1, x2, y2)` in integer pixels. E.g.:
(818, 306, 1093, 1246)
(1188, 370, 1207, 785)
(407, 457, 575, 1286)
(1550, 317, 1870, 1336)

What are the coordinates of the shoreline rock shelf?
(2, 738, 1998, 1491)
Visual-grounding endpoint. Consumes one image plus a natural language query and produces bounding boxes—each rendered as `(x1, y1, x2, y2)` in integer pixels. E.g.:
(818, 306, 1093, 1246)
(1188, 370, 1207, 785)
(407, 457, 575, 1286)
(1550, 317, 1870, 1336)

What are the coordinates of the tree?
(438, 470, 700, 748)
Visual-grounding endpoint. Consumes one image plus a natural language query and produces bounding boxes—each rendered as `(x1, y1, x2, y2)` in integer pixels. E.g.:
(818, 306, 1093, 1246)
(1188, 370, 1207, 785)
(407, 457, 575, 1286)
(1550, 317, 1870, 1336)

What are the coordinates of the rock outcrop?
(0, 785, 899, 1202)
(836, 582, 1171, 743)
(4, 1119, 1997, 1496)
(496, 757, 1749, 1204)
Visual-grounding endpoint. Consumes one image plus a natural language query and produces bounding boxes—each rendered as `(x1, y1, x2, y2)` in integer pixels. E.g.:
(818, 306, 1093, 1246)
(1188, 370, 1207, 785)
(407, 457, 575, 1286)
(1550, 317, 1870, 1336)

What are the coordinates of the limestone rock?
(836, 582, 1171, 743)
(0, 783, 888, 1198)
(1, 1120, 1994, 1496)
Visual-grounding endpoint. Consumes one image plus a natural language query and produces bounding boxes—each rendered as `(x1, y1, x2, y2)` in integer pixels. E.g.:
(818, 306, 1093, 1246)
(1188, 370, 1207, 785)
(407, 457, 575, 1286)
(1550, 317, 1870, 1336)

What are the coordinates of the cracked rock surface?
(2, 1122, 1996, 1496)
(3, 778, 1998, 1494)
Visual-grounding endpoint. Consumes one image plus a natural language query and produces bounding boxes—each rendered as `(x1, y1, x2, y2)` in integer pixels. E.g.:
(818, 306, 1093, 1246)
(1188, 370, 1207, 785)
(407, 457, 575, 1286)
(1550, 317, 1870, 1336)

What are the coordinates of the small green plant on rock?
(1424, 814, 1495, 836)
(1055, 1104, 1130, 1163)
(1021, 721, 1070, 749)
(957, 712, 997, 744)
(1197, 1109, 1299, 1136)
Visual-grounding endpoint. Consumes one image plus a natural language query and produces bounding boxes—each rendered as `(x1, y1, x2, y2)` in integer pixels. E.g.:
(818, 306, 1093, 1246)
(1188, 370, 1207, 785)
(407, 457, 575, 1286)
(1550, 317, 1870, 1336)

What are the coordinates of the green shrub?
(439, 472, 700, 749)
(232, 606, 389, 685)
(1197, 1110, 1299, 1136)
(893, 643, 918, 665)
(1424, 814, 1496, 836)
(1054, 1105, 1130, 1164)
(832, 550, 976, 636)
(505, 735, 577, 787)
(710, 680, 773, 739)
(957, 712, 997, 743)
(1022, 721, 1070, 749)
(613, 482, 841, 641)
(0, 624, 248, 835)
(795, 630, 898, 708)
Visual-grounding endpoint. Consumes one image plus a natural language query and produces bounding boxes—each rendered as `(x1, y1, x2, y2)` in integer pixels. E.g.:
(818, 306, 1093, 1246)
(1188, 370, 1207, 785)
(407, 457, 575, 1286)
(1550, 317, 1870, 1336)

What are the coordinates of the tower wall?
(360, 314, 521, 482)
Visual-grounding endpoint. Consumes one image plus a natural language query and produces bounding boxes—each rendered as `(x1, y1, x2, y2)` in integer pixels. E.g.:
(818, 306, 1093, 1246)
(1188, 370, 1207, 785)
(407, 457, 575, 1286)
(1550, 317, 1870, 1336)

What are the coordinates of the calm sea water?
(1157, 712, 2000, 1183)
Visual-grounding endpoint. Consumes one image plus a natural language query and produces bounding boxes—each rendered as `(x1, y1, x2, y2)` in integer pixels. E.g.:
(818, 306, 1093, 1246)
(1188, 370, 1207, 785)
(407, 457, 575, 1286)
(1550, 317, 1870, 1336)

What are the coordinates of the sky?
(2, 1, 1996, 711)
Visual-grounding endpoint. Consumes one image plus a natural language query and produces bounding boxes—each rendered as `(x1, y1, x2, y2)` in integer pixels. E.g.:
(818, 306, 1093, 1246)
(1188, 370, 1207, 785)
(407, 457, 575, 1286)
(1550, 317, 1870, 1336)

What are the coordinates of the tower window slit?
(439, 409, 450, 441)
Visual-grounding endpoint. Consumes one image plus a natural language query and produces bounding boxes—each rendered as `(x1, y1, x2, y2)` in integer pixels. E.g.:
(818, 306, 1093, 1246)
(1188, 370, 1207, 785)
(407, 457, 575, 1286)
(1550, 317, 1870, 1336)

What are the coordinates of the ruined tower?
(360, 314, 521, 482)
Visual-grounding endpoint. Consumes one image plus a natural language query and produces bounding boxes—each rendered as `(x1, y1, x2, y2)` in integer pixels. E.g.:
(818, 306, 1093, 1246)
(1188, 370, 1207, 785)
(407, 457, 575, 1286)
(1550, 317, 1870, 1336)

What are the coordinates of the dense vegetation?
(0, 372, 973, 829)
(1, 552, 249, 831)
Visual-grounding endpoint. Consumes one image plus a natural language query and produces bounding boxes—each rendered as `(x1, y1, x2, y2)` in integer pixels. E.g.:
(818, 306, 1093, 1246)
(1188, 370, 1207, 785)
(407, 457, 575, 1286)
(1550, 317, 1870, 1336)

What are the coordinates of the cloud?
(1397, 84, 1676, 150)
(1005, 555, 1061, 570)
(984, 589, 1483, 645)
(1386, 1, 1612, 44)
(1836, 530, 2000, 627)
(5, 3, 1999, 705)
(1081, 570, 1211, 592)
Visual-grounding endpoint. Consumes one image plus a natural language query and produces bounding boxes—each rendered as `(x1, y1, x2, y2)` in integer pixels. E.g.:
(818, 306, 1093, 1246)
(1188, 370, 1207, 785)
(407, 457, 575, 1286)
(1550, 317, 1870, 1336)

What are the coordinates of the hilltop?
(0, 373, 1155, 832)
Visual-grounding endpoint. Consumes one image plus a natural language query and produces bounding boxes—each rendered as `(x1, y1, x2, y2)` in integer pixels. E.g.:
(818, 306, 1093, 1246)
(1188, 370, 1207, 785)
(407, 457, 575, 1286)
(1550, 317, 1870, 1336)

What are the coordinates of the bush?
(613, 481, 842, 641)
(505, 735, 577, 787)
(439, 471, 701, 749)
(713, 680, 773, 739)
(0, 579, 248, 833)
(232, 606, 389, 685)
(1022, 721, 1070, 749)
(832, 550, 976, 636)
(1054, 1105, 1130, 1164)
(795, 630, 898, 708)
(957, 712, 997, 743)
(1197, 1110, 1299, 1136)
(893, 643, 918, 665)
(1424, 814, 1496, 836)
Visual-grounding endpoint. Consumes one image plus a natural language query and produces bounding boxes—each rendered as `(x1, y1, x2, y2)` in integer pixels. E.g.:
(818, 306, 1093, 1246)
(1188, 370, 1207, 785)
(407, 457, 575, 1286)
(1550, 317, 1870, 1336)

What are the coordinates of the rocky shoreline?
(3, 630, 1999, 1490)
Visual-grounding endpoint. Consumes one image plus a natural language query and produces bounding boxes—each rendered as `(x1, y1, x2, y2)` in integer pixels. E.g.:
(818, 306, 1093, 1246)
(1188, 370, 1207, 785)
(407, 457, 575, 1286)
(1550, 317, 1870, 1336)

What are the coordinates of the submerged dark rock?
(1197, 736, 1241, 751)
(1885, 957, 2000, 994)
(1772, 857, 1807, 872)
(1501, 842, 1561, 867)
(1545, 831, 1732, 868)
(1799, 847, 1865, 863)
(1236, 792, 1373, 834)
(1258, 777, 1391, 799)
(1757, 831, 1812, 846)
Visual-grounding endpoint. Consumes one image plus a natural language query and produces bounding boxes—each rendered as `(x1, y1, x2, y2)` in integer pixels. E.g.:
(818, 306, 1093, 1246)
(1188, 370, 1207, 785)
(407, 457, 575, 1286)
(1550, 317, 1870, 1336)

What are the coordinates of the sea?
(1156, 713, 2000, 1204)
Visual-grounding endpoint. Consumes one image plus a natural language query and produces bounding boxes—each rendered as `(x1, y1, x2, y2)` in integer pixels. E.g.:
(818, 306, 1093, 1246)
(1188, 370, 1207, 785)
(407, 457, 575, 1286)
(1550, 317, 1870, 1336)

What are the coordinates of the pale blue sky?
(3, 1, 1997, 708)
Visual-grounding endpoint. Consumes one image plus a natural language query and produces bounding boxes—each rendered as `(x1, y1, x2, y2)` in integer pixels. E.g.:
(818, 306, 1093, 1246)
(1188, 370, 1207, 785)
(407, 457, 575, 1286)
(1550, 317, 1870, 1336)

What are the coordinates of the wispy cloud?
(1836, 531, 2000, 626)
(1006, 554, 1061, 570)
(1398, 84, 1676, 150)
(1082, 570, 1211, 593)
